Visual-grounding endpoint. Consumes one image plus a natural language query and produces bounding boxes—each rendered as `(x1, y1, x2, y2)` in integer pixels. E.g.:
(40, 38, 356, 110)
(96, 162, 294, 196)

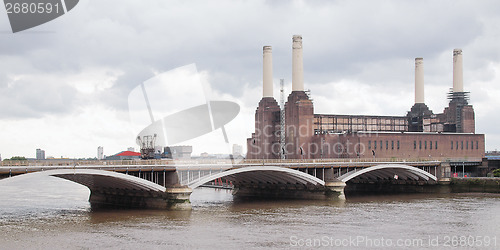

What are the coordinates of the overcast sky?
(1, 0, 499, 159)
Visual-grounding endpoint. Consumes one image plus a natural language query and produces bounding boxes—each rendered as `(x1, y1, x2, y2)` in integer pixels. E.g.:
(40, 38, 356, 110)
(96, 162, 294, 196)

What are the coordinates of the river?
(0, 173, 499, 249)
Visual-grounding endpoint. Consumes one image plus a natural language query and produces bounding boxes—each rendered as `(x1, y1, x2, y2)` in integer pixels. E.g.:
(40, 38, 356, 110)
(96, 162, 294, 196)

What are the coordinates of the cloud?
(0, 75, 77, 118)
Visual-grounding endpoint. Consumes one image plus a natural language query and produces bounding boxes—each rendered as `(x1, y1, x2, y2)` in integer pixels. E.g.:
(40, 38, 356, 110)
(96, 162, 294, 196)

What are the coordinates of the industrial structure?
(137, 134, 157, 159)
(247, 35, 485, 160)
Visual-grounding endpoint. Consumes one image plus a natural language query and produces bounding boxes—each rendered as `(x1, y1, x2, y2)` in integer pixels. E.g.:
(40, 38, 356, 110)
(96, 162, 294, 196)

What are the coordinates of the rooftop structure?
(105, 151, 141, 160)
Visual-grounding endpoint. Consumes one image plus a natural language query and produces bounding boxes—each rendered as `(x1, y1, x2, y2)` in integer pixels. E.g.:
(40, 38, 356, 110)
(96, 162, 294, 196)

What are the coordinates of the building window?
(368, 140, 371, 149)
(425, 141, 427, 150)
(476, 141, 479, 150)
(456, 141, 458, 150)
(414, 141, 416, 150)
(380, 141, 383, 150)
(471, 141, 473, 150)
(419, 141, 422, 150)
(386, 141, 388, 150)
(461, 141, 463, 150)
(397, 141, 400, 150)
(435, 141, 438, 150)
(466, 141, 468, 150)
(451, 141, 453, 150)
(391, 141, 394, 150)
(374, 140, 377, 149)
(430, 141, 432, 150)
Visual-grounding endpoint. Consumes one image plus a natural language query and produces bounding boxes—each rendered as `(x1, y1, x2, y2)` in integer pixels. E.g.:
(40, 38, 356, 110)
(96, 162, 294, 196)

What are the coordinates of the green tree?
(493, 168, 500, 177)
(8, 156, 27, 161)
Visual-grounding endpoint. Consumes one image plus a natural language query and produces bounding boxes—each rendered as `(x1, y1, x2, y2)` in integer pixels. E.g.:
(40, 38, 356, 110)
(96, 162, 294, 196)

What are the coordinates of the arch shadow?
(188, 166, 326, 189)
(338, 164, 437, 183)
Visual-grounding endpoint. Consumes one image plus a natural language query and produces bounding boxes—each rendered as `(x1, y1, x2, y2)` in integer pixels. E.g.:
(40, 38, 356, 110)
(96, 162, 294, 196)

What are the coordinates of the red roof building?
(116, 151, 141, 157)
(105, 151, 141, 160)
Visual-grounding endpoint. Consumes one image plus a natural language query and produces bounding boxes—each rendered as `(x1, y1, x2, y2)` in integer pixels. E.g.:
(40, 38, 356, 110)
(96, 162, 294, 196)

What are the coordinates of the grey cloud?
(0, 79, 77, 118)
(0, 0, 498, 117)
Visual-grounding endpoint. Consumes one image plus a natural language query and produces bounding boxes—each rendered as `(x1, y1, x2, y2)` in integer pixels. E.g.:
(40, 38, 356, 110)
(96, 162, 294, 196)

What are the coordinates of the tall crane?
(136, 134, 157, 159)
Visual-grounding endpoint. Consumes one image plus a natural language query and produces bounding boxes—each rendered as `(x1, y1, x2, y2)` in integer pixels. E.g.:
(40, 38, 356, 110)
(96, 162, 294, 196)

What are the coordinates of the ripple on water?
(1, 176, 499, 249)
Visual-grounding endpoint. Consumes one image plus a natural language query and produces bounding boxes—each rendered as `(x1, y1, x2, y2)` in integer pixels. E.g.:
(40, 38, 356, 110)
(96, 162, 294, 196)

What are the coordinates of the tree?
(493, 168, 500, 177)
(7, 156, 27, 161)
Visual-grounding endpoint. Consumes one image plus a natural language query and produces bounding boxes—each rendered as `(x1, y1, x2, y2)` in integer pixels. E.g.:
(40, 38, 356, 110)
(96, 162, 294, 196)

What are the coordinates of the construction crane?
(136, 134, 157, 159)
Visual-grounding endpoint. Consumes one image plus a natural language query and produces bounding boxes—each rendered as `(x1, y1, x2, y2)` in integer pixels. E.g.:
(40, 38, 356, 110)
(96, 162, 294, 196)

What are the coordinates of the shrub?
(8, 156, 27, 161)
(493, 168, 500, 177)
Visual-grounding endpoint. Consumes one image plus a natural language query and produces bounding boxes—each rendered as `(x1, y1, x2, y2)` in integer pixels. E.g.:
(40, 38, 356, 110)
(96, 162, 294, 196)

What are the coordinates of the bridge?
(0, 159, 465, 209)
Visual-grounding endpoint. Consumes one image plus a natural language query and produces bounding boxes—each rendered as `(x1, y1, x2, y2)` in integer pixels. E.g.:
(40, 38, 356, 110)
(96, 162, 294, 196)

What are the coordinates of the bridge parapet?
(0, 157, 484, 167)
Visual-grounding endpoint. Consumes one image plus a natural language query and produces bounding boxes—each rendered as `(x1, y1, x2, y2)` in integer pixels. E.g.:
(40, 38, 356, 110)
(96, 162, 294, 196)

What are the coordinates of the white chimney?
(453, 49, 464, 92)
(263, 46, 273, 98)
(415, 58, 424, 104)
(292, 35, 304, 91)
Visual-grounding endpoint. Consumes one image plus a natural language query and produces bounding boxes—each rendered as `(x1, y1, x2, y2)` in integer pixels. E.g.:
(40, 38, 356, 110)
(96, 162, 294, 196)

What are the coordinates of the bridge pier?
(325, 181, 346, 200)
(165, 187, 192, 210)
(322, 168, 346, 200)
(89, 187, 192, 210)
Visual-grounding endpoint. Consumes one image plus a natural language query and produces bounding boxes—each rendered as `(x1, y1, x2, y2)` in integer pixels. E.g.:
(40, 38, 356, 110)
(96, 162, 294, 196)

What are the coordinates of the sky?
(0, 0, 499, 159)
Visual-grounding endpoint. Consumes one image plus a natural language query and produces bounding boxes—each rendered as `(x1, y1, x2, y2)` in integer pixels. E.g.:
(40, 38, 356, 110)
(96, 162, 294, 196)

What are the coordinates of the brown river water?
(0, 173, 499, 249)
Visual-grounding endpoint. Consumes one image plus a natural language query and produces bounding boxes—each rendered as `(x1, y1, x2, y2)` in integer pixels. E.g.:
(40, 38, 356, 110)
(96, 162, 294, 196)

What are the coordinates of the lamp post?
(462, 161, 465, 178)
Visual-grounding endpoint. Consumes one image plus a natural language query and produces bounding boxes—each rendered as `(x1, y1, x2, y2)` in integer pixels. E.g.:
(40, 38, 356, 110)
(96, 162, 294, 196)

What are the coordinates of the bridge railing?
(0, 157, 483, 167)
(240, 157, 482, 164)
(0, 159, 175, 167)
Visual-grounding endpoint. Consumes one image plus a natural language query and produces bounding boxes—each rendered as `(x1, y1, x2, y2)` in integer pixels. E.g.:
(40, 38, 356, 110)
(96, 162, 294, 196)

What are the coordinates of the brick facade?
(247, 91, 485, 160)
(246, 97, 280, 159)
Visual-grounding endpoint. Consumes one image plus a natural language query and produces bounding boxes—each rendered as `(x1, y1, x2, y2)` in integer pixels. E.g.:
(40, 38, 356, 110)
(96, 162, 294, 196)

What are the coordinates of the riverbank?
(450, 177, 500, 193)
(344, 178, 500, 195)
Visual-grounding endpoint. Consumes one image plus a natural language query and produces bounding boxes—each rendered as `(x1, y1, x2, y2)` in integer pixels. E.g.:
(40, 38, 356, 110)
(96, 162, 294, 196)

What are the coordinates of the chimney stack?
(453, 49, 464, 92)
(292, 35, 304, 91)
(415, 58, 424, 104)
(263, 46, 273, 97)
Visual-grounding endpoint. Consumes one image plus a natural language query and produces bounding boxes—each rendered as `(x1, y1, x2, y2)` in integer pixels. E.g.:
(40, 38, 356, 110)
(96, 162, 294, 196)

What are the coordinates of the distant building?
(97, 146, 104, 160)
(165, 146, 192, 159)
(232, 144, 243, 157)
(194, 153, 232, 159)
(127, 147, 135, 152)
(154, 146, 163, 155)
(105, 151, 141, 160)
(36, 149, 45, 160)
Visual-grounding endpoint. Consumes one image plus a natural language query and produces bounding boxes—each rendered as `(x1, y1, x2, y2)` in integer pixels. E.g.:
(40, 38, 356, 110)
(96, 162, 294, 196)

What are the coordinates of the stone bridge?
(0, 160, 450, 209)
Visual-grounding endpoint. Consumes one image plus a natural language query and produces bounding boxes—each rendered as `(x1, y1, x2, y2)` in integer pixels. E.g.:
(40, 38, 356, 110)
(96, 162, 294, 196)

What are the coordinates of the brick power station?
(247, 35, 485, 160)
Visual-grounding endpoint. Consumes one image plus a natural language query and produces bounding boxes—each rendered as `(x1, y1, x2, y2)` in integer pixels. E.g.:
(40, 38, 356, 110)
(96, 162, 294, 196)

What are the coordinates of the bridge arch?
(3, 169, 194, 209)
(188, 166, 326, 189)
(338, 164, 437, 183)
(45, 169, 167, 192)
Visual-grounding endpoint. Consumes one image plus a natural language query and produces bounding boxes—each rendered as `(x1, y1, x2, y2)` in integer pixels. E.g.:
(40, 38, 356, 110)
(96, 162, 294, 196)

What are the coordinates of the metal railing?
(0, 157, 483, 167)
